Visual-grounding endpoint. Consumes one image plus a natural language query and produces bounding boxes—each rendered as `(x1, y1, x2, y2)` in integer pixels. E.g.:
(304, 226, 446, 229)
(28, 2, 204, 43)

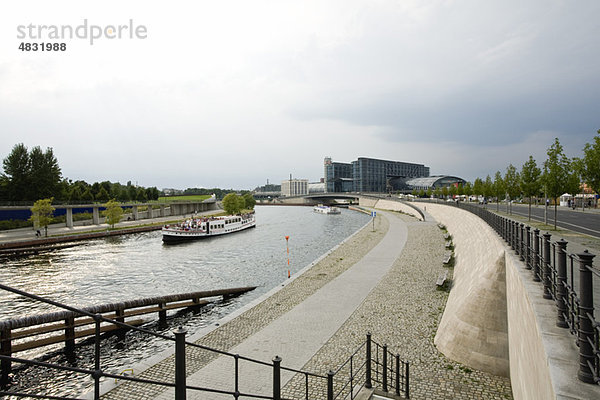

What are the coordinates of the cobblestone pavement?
(281, 214, 513, 400)
(101, 214, 390, 399)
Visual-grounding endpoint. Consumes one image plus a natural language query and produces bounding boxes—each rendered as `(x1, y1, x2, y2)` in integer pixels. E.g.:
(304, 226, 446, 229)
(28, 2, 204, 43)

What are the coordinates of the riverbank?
(100, 210, 512, 400)
(0, 209, 224, 251)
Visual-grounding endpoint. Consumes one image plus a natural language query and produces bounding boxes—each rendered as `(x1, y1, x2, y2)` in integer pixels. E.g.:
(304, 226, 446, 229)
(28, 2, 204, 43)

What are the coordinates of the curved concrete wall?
(373, 199, 423, 221)
(422, 204, 509, 377)
(416, 202, 600, 400)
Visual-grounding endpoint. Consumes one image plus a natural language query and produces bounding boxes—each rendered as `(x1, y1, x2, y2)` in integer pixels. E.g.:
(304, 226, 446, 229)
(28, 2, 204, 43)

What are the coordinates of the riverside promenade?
(100, 210, 512, 399)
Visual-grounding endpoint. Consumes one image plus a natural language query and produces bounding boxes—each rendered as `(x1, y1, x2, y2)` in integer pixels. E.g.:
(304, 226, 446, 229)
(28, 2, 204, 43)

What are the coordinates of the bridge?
(0, 198, 217, 229)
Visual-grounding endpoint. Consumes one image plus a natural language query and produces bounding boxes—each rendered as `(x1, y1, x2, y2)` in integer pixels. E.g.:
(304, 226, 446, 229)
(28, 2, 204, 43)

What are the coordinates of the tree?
(223, 193, 243, 214)
(542, 138, 572, 229)
(504, 164, 520, 215)
(426, 187, 433, 198)
(2, 143, 30, 201)
(29, 198, 55, 237)
(483, 175, 493, 206)
(472, 178, 484, 197)
(579, 129, 600, 199)
(463, 182, 472, 198)
(520, 156, 541, 221)
(136, 187, 147, 202)
(69, 186, 82, 203)
(81, 188, 94, 202)
(243, 193, 256, 210)
(103, 199, 123, 228)
(493, 171, 505, 212)
(96, 187, 110, 202)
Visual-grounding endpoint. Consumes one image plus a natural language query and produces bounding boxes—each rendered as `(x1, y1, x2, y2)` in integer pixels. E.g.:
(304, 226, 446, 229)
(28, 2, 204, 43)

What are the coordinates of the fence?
(440, 200, 600, 385)
(0, 283, 410, 399)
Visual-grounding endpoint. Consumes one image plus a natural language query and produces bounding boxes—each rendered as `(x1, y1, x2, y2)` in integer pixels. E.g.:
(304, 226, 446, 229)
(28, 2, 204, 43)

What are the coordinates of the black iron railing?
(0, 283, 410, 399)
(424, 200, 600, 385)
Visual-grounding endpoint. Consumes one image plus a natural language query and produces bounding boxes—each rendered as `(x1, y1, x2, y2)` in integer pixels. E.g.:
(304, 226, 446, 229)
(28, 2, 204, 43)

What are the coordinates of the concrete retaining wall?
(374, 199, 423, 221)
(415, 202, 600, 400)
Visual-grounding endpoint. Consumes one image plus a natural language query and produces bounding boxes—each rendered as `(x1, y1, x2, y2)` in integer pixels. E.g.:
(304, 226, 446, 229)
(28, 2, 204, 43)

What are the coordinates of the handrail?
(0, 283, 410, 399)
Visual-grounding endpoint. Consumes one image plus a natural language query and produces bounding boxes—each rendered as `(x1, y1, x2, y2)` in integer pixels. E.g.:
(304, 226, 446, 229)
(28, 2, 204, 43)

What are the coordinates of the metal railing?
(0, 283, 410, 399)
(432, 200, 600, 385)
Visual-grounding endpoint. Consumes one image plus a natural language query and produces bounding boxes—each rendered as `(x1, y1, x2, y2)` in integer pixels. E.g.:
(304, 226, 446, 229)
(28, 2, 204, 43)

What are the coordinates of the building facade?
(281, 179, 308, 197)
(325, 157, 431, 193)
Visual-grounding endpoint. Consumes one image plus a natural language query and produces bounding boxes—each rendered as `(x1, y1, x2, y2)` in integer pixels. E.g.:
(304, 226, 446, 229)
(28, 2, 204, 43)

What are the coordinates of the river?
(0, 205, 370, 397)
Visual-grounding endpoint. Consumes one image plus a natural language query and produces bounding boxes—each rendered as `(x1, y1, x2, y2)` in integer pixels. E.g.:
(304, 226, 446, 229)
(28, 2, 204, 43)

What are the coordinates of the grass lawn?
(157, 195, 212, 202)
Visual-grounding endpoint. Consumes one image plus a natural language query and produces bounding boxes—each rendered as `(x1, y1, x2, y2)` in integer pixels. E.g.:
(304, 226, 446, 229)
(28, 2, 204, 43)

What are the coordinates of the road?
(482, 202, 600, 238)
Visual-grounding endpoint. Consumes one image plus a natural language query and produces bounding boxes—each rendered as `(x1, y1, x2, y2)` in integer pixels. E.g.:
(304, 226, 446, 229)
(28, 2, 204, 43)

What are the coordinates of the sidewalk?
(156, 210, 408, 399)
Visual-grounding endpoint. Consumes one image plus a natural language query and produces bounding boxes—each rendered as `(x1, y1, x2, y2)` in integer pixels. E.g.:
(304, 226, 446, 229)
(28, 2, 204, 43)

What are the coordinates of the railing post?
(273, 355, 281, 400)
(510, 221, 515, 250)
(365, 332, 372, 389)
(93, 315, 102, 400)
(0, 327, 11, 387)
(555, 239, 568, 328)
(577, 250, 596, 383)
(519, 223, 525, 260)
(395, 354, 400, 396)
(174, 326, 187, 400)
(543, 233, 553, 300)
(525, 226, 531, 269)
(327, 370, 334, 400)
(533, 229, 541, 282)
(405, 361, 410, 399)
(382, 344, 388, 392)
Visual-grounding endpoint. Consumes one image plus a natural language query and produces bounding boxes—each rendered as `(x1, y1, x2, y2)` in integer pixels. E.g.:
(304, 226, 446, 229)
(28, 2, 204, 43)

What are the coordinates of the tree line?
(0, 143, 160, 203)
(412, 130, 600, 229)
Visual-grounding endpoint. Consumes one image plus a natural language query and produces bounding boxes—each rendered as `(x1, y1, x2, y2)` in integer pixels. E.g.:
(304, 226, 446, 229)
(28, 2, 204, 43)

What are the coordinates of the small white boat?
(162, 211, 256, 243)
(313, 204, 341, 214)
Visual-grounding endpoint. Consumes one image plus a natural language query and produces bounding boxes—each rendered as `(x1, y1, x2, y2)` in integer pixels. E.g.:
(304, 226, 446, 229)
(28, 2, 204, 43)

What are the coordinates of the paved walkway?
(154, 210, 408, 399)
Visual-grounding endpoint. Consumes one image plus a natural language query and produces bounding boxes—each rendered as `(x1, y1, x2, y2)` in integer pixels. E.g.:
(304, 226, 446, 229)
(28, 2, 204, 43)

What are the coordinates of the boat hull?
(162, 221, 256, 244)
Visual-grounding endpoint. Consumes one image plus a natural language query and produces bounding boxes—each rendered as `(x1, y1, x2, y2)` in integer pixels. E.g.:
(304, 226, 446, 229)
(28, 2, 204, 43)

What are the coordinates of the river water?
(0, 205, 370, 397)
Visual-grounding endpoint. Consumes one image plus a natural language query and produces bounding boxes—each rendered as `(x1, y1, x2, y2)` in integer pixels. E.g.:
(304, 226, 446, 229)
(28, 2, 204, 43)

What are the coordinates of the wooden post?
(65, 316, 75, 354)
(115, 308, 125, 324)
(1, 328, 11, 385)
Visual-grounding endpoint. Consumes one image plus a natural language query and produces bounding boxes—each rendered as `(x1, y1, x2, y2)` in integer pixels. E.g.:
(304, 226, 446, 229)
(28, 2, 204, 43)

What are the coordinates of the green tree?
(29, 198, 55, 237)
(483, 175, 493, 205)
(504, 164, 520, 215)
(441, 186, 448, 198)
(579, 129, 600, 199)
(96, 187, 110, 202)
(449, 184, 457, 199)
(69, 186, 82, 203)
(542, 138, 572, 229)
(103, 199, 123, 228)
(493, 171, 505, 212)
(426, 187, 433, 198)
(520, 156, 542, 221)
(463, 182, 472, 198)
(472, 178, 484, 197)
(223, 193, 243, 214)
(2, 143, 30, 201)
(81, 188, 94, 202)
(243, 193, 256, 209)
(136, 187, 147, 202)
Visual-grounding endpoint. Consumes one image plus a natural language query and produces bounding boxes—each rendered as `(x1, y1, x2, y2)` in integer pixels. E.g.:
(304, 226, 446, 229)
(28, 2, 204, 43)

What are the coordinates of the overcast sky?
(1, 0, 599, 190)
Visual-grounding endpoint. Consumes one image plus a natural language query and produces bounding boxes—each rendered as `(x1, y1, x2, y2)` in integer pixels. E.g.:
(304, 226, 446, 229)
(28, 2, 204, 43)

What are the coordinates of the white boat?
(313, 204, 341, 214)
(162, 211, 256, 243)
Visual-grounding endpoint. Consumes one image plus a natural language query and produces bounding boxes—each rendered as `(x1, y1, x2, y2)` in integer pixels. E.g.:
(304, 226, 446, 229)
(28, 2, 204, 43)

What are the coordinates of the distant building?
(308, 182, 325, 193)
(324, 157, 431, 193)
(281, 178, 308, 197)
(404, 176, 466, 191)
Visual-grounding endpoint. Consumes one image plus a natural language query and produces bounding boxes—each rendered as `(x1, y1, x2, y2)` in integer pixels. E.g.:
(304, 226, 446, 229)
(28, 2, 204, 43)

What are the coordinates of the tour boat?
(313, 204, 341, 215)
(162, 211, 256, 243)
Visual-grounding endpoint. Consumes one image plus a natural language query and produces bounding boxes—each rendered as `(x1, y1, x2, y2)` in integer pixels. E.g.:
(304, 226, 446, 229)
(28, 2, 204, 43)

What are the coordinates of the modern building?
(324, 157, 431, 193)
(281, 178, 308, 197)
(404, 176, 467, 191)
(324, 157, 354, 193)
